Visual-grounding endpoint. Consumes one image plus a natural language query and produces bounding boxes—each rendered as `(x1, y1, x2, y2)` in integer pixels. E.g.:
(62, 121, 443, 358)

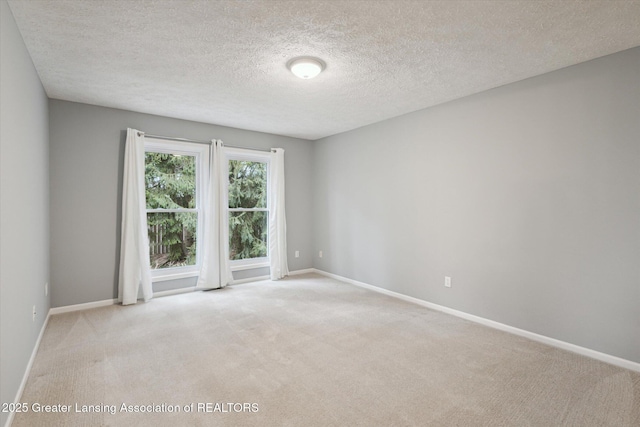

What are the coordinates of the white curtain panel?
(118, 129, 153, 305)
(197, 140, 231, 289)
(269, 148, 289, 280)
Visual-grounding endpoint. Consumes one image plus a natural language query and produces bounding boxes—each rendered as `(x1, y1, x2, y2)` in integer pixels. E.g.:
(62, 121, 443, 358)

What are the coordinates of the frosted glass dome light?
(288, 57, 324, 79)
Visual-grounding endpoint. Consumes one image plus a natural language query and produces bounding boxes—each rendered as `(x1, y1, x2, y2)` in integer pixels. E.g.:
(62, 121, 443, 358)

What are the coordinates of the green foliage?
(145, 153, 197, 269)
(145, 153, 196, 209)
(228, 160, 268, 260)
(229, 211, 267, 260)
(228, 160, 266, 209)
(144, 154, 268, 267)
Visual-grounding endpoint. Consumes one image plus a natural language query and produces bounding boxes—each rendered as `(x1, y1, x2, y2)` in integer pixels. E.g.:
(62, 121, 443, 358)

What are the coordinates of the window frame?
(223, 148, 271, 271)
(144, 138, 209, 282)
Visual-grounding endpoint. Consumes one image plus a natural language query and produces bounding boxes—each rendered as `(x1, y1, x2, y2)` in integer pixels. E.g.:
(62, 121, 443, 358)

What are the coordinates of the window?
(144, 138, 209, 280)
(225, 150, 270, 270)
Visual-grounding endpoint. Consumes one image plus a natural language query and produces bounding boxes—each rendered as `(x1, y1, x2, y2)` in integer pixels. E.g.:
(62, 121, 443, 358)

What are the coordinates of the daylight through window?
(144, 139, 208, 278)
(228, 158, 269, 263)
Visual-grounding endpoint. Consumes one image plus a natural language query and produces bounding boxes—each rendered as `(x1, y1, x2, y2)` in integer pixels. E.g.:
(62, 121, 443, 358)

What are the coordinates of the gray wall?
(0, 1, 50, 424)
(312, 48, 640, 363)
(49, 100, 314, 307)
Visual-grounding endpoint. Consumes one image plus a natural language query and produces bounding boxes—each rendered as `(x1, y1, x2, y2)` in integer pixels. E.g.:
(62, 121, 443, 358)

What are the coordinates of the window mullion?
(228, 208, 268, 212)
(147, 208, 198, 213)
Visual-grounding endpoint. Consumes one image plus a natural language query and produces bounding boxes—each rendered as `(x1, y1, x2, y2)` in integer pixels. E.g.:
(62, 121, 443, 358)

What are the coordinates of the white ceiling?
(7, 1, 640, 140)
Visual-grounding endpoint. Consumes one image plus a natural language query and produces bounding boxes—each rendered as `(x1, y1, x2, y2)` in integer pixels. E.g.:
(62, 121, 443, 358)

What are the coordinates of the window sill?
(230, 261, 270, 272)
(150, 261, 269, 280)
(151, 270, 199, 283)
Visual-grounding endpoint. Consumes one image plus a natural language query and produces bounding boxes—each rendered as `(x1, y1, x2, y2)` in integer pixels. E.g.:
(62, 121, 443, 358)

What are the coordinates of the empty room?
(1, 1, 639, 426)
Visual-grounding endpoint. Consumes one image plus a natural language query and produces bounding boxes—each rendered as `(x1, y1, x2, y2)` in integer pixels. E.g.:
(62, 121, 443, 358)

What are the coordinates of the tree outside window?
(145, 151, 198, 270)
(228, 159, 268, 261)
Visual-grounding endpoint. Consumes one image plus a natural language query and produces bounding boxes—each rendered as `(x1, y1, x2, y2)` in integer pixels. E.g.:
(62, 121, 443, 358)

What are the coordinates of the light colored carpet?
(13, 273, 640, 426)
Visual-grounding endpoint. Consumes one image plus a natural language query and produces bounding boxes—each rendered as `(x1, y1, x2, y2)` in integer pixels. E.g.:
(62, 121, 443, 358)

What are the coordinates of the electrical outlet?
(295, 250, 300, 258)
(444, 276, 452, 288)
(319, 250, 323, 258)
(32, 305, 36, 322)
(45, 282, 48, 296)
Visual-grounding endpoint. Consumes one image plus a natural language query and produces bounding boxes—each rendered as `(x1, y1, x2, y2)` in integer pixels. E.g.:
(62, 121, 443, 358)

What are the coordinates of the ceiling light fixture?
(288, 57, 324, 79)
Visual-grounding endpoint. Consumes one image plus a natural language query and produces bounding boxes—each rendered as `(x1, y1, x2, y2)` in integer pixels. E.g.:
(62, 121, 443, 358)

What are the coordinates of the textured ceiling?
(7, 0, 640, 140)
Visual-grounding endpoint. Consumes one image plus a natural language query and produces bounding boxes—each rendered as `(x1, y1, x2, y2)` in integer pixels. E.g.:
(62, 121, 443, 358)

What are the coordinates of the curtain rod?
(139, 132, 274, 152)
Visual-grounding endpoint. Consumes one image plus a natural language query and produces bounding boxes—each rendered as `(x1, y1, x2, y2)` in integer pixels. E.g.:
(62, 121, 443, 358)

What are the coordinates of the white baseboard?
(49, 298, 117, 315)
(5, 310, 51, 427)
(231, 275, 270, 285)
(312, 269, 640, 373)
(48, 286, 202, 313)
(47, 268, 318, 315)
(232, 268, 316, 284)
(229, 268, 316, 285)
(154, 287, 195, 298)
(288, 268, 315, 276)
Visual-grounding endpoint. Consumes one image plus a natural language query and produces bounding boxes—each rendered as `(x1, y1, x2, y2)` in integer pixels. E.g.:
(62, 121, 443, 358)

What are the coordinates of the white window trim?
(151, 268, 199, 282)
(224, 147, 271, 268)
(144, 138, 209, 281)
(230, 258, 269, 271)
